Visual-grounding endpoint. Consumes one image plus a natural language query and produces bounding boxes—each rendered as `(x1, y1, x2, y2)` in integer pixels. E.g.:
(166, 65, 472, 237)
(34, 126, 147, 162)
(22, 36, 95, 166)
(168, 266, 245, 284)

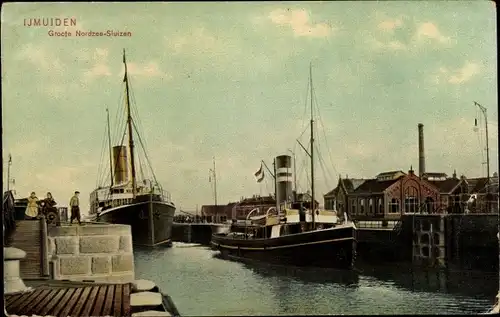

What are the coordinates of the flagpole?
(213, 156, 217, 206)
(7, 154, 12, 191)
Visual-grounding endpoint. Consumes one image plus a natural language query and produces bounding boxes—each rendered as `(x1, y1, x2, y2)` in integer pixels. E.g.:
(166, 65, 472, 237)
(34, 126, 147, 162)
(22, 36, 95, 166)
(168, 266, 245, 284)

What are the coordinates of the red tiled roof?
(428, 178, 462, 193)
(351, 178, 401, 194)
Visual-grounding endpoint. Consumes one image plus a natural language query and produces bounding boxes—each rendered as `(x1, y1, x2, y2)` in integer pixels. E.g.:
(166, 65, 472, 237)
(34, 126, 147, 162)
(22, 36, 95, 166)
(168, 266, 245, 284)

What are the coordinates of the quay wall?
(356, 214, 498, 271)
(47, 223, 135, 283)
(172, 223, 230, 245)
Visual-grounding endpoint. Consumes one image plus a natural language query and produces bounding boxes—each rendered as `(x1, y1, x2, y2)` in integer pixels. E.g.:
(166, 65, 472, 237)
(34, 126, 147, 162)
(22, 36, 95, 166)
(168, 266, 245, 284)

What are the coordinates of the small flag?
(257, 170, 265, 183)
(254, 163, 263, 178)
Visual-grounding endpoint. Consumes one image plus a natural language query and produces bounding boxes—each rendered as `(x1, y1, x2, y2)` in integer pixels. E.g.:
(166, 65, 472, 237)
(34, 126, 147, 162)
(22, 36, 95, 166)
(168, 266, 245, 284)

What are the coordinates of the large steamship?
(89, 50, 175, 247)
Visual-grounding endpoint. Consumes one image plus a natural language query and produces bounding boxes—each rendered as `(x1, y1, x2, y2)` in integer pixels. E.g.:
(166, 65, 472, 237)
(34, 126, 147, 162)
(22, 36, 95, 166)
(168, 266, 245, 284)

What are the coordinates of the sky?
(1, 1, 498, 215)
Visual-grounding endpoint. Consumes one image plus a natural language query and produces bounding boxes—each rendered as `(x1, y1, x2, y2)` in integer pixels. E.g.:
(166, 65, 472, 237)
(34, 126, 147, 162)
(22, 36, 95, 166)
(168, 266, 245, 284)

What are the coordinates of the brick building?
(325, 169, 499, 219)
(325, 168, 443, 220)
(200, 193, 321, 222)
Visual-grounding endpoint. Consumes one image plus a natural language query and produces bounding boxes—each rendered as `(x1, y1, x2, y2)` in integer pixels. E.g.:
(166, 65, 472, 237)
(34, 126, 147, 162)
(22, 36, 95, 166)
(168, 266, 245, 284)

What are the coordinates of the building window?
(377, 198, 384, 214)
(368, 198, 374, 215)
(389, 198, 400, 213)
(359, 199, 365, 214)
(351, 199, 357, 215)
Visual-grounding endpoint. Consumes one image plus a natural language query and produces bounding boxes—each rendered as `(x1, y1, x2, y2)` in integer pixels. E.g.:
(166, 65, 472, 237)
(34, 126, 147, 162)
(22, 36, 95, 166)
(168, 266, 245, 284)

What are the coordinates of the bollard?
(4, 247, 33, 294)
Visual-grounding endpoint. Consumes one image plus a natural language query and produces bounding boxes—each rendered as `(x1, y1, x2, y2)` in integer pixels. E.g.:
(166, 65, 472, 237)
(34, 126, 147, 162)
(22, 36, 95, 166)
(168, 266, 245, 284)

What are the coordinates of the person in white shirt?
(69, 191, 81, 225)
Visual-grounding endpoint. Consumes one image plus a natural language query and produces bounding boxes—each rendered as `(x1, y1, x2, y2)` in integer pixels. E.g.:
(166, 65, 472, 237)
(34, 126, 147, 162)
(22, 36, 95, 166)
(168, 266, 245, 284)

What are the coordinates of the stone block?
(133, 279, 156, 292)
(132, 310, 171, 316)
(4, 247, 27, 260)
(131, 292, 162, 307)
(112, 254, 134, 272)
(59, 256, 91, 275)
(80, 236, 119, 254)
(55, 237, 78, 255)
(78, 224, 131, 236)
(120, 235, 133, 252)
(48, 237, 56, 256)
(49, 225, 77, 237)
(92, 256, 111, 274)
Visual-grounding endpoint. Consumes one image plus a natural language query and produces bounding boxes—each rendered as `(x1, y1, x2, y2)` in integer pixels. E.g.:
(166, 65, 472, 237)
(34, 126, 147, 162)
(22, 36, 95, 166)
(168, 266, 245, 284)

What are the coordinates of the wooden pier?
(5, 282, 132, 317)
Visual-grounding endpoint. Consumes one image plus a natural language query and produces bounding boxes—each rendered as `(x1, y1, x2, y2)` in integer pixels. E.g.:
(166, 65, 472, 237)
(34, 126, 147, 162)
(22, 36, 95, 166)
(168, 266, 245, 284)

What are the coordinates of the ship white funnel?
(275, 155, 293, 204)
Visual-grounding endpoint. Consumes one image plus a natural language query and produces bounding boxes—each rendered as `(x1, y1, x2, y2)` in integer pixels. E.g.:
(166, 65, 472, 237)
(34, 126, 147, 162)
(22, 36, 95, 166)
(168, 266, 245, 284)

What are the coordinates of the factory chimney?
(418, 123, 426, 178)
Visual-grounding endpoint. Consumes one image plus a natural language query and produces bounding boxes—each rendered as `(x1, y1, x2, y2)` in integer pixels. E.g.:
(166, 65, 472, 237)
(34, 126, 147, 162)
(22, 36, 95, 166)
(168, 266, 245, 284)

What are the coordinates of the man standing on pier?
(69, 191, 81, 225)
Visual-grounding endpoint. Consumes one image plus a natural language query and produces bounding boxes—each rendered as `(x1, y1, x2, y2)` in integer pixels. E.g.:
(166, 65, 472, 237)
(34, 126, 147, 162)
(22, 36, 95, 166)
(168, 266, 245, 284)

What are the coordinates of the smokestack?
(275, 155, 293, 205)
(418, 123, 425, 178)
(113, 145, 129, 184)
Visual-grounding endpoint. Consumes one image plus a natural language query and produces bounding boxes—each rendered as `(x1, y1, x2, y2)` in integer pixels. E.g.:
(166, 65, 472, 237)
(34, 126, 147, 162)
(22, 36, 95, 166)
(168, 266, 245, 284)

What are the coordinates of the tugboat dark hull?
(211, 225, 357, 269)
(97, 197, 175, 247)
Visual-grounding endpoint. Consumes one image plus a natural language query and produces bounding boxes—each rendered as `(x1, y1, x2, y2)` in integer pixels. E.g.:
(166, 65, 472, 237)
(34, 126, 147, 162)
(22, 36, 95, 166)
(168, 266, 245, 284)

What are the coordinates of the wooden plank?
(59, 288, 84, 317)
(50, 287, 76, 316)
(13, 289, 45, 314)
(70, 286, 93, 317)
(7, 291, 37, 312)
(29, 289, 58, 316)
(113, 284, 123, 317)
(91, 285, 108, 316)
(79, 286, 100, 317)
(122, 283, 131, 317)
(18, 289, 52, 316)
(102, 284, 115, 316)
(40, 288, 69, 316)
(5, 294, 22, 306)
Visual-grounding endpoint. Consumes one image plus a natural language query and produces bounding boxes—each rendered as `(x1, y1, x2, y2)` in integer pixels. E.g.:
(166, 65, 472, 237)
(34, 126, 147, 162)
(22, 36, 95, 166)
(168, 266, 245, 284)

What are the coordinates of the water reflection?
(134, 245, 496, 315)
(356, 262, 498, 298)
(214, 253, 360, 287)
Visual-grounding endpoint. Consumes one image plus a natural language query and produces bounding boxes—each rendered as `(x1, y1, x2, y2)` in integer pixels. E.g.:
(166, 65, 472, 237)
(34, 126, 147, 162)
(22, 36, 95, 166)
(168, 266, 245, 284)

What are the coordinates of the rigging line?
(298, 122, 310, 140)
(96, 120, 108, 187)
(476, 108, 486, 176)
(116, 84, 128, 146)
(314, 125, 335, 184)
(312, 84, 339, 178)
(316, 143, 333, 191)
(300, 78, 311, 133)
(132, 121, 155, 184)
(128, 77, 150, 153)
(112, 87, 125, 145)
(132, 120, 159, 185)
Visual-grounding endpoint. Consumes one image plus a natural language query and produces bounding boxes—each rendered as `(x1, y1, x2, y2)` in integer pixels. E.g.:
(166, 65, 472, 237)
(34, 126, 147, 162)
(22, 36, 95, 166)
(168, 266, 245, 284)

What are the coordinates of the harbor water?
(134, 243, 498, 315)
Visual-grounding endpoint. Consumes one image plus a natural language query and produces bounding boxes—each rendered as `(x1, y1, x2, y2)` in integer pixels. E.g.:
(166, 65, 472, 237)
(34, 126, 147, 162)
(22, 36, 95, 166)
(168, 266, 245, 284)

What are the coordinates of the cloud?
(368, 37, 408, 51)
(268, 8, 334, 38)
(171, 28, 219, 55)
(16, 43, 65, 74)
(431, 61, 481, 85)
(378, 18, 403, 32)
(118, 61, 172, 80)
(83, 63, 113, 80)
(368, 18, 454, 53)
(415, 22, 452, 44)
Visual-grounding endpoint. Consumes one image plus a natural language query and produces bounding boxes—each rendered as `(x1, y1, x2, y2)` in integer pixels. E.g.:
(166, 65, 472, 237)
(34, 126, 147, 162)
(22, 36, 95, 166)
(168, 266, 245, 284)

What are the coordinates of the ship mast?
(209, 156, 218, 206)
(123, 49, 137, 198)
(474, 101, 491, 212)
(106, 108, 114, 188)
(309, 62, 316, 229)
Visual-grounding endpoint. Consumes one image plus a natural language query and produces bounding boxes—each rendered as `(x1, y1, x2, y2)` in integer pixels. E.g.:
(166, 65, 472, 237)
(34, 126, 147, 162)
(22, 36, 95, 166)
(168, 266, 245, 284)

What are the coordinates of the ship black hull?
(97, 199, 175, 247)
(211, 225, 357, 269)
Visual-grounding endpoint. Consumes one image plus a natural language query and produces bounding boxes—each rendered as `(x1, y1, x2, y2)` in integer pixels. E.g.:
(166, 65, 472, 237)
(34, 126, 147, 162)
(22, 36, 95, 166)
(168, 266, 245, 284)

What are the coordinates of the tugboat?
(90, 49, 176, 247)
(211, 64, 357, 269)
